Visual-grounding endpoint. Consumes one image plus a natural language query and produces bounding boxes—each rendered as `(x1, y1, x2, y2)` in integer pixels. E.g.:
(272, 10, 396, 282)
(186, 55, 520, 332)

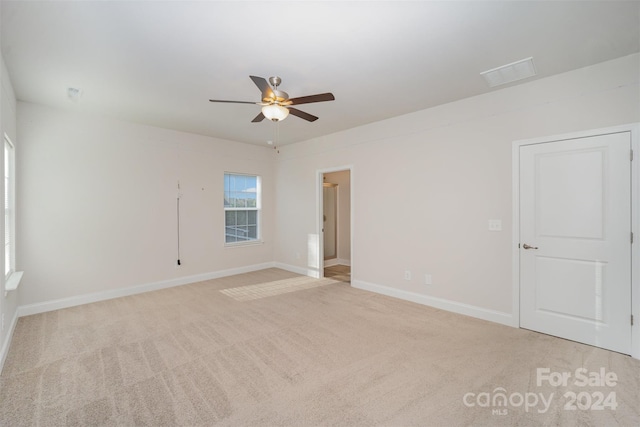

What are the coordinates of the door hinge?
(631, 149, 634, 161)
(632, 232, 634, 244)
(632, 314, 634, 326)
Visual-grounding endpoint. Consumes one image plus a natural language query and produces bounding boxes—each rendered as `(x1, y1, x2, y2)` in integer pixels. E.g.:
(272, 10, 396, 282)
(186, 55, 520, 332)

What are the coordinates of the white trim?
(223, 240, 264, 248)
(512, 123, 640, 360)
(339, 258, 351, 267)
(273, 262, 320, 279)
(16, 262, 275, 317)
(4, 134, 16, 282)
(511, 139, 521, 328)
(324, 258, 339, 267)
(317, 171, 324, 275)
(632, 124, 640, 360)
(4, 270, 23, 294)
(324, 258, 351, 268)
(0, 308, 19, 373)
(352, 279, 513, 326)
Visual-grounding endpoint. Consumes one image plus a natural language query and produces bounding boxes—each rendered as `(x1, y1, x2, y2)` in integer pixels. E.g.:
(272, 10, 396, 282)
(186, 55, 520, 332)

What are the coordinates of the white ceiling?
(2, 1, 639, 147)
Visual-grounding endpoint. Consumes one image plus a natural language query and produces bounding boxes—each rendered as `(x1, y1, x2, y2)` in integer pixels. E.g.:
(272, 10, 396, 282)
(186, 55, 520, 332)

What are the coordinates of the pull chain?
(274, 120, 280, 153)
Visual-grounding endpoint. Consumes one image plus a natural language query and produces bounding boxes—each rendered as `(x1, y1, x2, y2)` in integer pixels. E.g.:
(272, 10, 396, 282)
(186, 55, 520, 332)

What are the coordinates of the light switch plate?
(489, 219, 502, 231)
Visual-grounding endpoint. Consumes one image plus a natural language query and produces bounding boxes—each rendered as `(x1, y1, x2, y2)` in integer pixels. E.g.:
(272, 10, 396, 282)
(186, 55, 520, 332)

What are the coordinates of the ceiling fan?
(209, 76, 335, 123)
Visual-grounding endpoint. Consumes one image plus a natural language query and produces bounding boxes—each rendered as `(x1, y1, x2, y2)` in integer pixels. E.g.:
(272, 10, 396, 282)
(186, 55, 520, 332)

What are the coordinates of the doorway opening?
(319, 168, 352, 283)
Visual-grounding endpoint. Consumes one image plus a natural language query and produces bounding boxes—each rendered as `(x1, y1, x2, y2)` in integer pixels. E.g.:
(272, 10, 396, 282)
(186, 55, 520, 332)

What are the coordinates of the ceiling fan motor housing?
(263, 89, 289, 104)
(261, 76, 289, 104)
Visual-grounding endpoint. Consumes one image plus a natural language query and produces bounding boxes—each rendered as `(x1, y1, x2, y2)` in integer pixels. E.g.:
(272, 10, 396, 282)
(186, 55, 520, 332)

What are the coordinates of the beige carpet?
(1, 268, 639, 426)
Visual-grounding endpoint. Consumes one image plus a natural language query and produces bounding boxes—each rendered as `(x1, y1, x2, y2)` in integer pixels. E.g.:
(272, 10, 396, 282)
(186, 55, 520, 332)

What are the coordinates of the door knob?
(522, 243, 539, 250)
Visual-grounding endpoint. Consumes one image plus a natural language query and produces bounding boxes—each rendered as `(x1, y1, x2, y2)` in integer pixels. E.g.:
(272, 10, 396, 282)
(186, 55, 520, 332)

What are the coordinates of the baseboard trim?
(17, 262, 276, 318)
(273, 262, 320, 279)
(324, 258, 339, 267)
(352, 279, 514, 327)
(0, 309, 19, 373)
(324, 258, 351, 267)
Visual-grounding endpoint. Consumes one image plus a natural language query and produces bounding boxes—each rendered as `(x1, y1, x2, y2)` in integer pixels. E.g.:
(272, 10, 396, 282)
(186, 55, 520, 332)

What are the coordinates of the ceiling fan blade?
(287, 93, 335, 106)
(249, 75, 275, 100)
(209, 99, 257, 104)
(288, 107, 318, 122)
(251, 112, 265, 123)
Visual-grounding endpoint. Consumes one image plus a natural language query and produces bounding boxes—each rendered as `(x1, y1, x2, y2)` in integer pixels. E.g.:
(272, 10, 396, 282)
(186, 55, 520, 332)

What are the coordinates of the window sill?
(5, 271, 24, 294)
(225, 240, 264, 248)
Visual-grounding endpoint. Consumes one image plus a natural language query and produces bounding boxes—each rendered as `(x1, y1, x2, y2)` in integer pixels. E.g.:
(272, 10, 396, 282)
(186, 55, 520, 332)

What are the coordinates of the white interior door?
(519, 131, 632, 354)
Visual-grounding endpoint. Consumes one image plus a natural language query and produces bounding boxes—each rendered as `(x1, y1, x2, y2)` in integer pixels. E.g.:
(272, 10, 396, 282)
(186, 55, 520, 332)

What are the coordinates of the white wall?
(17, 103, 276, 307)
(323, 170, 351, 264)
(0, 54, 19, 368)
(274, 54, 640, 319)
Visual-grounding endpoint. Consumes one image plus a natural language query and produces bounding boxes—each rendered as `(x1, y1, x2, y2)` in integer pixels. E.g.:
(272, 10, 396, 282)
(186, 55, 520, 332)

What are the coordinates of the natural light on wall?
(307, 233, 319, 277)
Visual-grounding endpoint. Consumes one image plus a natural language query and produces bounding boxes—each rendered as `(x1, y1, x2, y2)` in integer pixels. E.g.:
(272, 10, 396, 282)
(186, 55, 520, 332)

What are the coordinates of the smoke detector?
(67, 87, 83, 102)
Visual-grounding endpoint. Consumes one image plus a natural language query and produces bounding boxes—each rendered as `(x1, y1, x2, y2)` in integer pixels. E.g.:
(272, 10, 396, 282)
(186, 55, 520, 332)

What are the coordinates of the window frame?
(4, 134, 15, 280)
(223, 172, 262, 246)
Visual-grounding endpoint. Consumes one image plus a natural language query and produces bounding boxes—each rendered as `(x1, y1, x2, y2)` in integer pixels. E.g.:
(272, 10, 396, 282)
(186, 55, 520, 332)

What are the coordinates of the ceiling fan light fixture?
(262, 104, 289, 122)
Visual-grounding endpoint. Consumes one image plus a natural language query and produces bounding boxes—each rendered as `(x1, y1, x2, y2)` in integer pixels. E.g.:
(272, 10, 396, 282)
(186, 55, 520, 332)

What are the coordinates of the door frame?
(316, 165, 354, 279)
(511, 123, 640, 359)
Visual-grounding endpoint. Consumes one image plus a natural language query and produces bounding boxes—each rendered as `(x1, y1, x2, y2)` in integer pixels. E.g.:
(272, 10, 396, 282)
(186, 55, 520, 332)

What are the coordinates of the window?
(4, 135, 14, 278)
(224, 173, 260, 244)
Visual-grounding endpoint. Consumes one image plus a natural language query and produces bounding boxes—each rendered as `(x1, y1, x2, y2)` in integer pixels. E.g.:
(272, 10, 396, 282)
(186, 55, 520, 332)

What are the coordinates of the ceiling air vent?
(480, 57, 536, 87)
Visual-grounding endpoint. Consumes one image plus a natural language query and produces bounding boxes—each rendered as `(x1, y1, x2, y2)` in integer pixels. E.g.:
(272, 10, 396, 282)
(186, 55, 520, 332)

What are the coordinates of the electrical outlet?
(424, 274, 433, 285)
(296, 252, 301, 260)
(404, 270, 412, 280)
